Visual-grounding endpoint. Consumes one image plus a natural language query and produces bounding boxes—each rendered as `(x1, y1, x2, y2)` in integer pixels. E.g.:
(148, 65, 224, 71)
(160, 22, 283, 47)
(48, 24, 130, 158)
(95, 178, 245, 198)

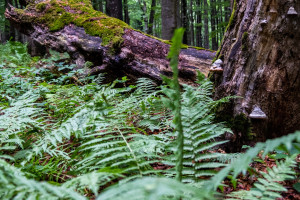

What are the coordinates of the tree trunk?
(161, 0, 177, 40)
(99, 0, 104, 12)
(123, 0, 130, 24)
(137, 0, 148, 33)
(203, 0, 209, 49)
(106, 0, 123, 20)
(214, 0, 300, 148)
(195, 0, 202, 47)
(210, 0, 218, 50)
(181, 0, 188, 44)
(5, 0, 214, 84)
(147, 0, 156, 35)
(189, 0, 194, 46)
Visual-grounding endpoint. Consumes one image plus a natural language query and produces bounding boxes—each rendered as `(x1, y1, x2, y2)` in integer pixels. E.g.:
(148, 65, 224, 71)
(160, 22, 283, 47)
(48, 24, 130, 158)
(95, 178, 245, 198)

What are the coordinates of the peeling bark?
(215, 0, 300, 146)
(5, 0, 214, 84)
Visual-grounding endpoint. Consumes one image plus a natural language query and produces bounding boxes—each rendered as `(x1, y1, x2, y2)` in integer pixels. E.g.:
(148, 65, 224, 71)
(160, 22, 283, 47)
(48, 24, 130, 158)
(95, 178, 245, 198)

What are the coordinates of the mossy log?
(5, 0, 215, 84)
(214, 0, 300, 148)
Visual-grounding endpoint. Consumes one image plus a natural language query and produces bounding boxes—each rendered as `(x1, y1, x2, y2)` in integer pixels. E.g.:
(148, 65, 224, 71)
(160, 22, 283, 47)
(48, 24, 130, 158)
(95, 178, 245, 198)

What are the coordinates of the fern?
(228, 154, 297, 200)
(63, 171, 124, 196)
(0, 159, 86, 200)
(178, 82, 231, 183)
(161, 28, 185, 182)
(75, 88, 165, 180)
(160, 29, 231, 184)
(96, 177, 214, 200)
(0, 90, 46, 161)
(207, 131, 300, 190)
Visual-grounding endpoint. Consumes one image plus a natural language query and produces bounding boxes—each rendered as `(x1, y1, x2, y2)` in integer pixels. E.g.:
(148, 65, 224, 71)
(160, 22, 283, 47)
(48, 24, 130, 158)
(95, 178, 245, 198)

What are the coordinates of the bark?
(210, 0, 218, 50)
(189, 0, 194, 46)
(161, 0, 177, 40)
(147, 0, 155, 35)
(195, 0, 202, 47)
(203, 0, 209, 49)
(123, 0, 129, 24)
(181, 0, 188, 44)
(106, 0, 123, 20)
(5, 0, 214, 84)
(214, 0, 300, 147)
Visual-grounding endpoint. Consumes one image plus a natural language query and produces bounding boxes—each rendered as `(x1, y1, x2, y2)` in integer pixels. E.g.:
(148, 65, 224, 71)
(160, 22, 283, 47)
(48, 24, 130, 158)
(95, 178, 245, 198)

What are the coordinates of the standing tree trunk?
(210, 0, 218, 50)
(181, 0, 188, 44)
(148, 0, 156, 35)
(195, 0, 202, 47)
(214, 0, 300, 148)
(99, 0, 104, 12)
(161, 0, 177, 40)
(203, 0, 209, 49)
(189, 0, 194, 46)
(106, 0, 123, 20)
(123, 0, 130, 24)
(137, 0, 148, 33)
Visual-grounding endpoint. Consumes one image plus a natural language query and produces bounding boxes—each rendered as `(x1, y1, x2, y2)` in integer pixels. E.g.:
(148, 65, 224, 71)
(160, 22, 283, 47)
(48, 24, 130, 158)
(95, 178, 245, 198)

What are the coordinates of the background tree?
(161, 0, 177, 40)
(106, 0, 123, 20)
(147, 0, 156, 34)
(123, 0, 130, 24)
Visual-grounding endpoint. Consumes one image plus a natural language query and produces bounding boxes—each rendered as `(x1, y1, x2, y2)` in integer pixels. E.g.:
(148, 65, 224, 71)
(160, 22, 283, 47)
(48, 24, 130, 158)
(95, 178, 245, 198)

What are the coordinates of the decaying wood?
(214, 0, 300, 146)
(5, 0, 214, 84)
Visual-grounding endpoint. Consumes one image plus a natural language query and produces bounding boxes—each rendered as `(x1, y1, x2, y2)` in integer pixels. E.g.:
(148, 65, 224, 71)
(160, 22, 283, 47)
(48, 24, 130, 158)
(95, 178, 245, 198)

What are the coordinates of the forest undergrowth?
(0, 30, 299, 200)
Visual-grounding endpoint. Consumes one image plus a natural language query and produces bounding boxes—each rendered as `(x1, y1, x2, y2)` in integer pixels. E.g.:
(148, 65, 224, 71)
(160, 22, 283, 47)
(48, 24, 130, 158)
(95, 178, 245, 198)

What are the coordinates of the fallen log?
(5, 0, 215, 84)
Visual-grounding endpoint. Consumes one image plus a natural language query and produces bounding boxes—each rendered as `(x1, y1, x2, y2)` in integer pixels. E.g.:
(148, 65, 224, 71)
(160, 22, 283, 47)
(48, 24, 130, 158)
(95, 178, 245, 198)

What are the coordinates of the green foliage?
(96, 177, 214, 200)
(161, 28, 185, 182)
(228, 155, 297, 200)
(0, 159, 86, 200)
(206, 131, 300, 191)
(0, 35, 299, 200)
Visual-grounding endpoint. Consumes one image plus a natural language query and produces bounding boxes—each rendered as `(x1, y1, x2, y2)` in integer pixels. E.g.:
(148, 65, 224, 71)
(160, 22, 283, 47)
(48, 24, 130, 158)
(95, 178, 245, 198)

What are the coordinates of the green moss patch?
(21, 0, 130, 49)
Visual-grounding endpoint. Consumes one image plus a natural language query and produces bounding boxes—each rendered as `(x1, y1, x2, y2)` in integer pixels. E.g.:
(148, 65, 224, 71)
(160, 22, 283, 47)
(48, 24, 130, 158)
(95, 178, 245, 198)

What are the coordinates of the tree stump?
(214, 0, 300, 147)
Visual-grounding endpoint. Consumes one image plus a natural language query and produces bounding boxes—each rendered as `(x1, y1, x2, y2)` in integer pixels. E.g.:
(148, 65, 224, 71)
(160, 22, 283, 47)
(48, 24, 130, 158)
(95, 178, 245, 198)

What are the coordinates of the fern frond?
(207, 131, 300, 190)
(63, 171, 124, 196)
(96, 177, 215, 200)
(228, 154, 297, 200)
(0, 159, 86, 200)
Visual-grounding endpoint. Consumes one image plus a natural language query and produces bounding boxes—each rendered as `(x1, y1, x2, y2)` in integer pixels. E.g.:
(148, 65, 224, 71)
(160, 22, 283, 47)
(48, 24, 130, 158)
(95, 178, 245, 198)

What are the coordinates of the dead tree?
(214, 0, 300, 147)
(5, 0, 214, 84)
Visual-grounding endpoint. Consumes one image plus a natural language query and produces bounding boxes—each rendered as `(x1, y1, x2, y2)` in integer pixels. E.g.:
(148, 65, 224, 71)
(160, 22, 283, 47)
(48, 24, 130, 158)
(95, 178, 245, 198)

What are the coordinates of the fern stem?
(167, 28, 185, 182)
(117, 128, 143, 177)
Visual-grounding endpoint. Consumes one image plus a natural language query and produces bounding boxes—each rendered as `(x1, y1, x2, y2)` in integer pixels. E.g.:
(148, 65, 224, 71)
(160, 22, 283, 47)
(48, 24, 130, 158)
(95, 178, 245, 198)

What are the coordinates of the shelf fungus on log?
(209, 59, 223, 73)
(5, 0, 215, 84)
(249, 106, 267, 120)
(287, 7, 298, 16)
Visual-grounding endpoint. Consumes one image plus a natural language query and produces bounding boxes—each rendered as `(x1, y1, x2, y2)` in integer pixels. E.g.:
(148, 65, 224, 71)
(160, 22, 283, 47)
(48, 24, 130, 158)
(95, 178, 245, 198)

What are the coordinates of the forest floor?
(0, 41, 299, 199)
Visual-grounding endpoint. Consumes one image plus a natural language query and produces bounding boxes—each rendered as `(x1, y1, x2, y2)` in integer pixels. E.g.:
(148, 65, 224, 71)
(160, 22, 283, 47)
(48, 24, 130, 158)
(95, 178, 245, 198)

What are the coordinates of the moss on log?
(5, 0, 215, 84)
